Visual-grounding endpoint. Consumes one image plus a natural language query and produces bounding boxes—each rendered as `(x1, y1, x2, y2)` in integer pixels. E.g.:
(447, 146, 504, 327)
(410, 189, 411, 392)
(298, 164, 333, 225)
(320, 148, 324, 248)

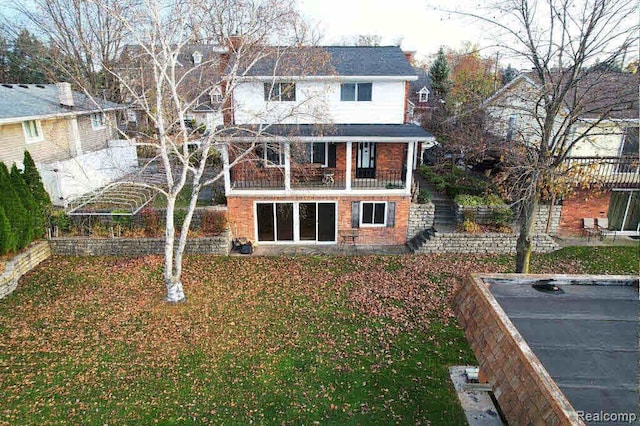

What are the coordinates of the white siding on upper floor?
(233, 80, 406, 125)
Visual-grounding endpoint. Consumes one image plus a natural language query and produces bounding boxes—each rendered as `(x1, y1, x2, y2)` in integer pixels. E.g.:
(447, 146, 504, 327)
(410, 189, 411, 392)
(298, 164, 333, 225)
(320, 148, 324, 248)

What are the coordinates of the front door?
(356, 142, 376, 178)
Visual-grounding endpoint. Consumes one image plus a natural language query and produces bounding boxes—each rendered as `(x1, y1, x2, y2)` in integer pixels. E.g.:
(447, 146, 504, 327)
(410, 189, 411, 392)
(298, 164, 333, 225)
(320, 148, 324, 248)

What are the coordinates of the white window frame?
(418, 87, 429, 103)
(193, 51, 202, 65)
(210, 86, 223, 103)
(22, 120, 43, 143)
(91, 113, 105, 130)
(310, 142, 328, 167)
(264, 82, 296, 102)
(340, 82, 373, 102)
(359, 201, 387, 227)
(254, 200, 338, 244)
(262, 142, 285, 167)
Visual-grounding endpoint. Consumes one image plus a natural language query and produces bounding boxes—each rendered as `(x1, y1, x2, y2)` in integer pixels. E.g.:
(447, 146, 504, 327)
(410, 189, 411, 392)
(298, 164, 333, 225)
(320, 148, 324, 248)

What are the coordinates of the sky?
(297, 0, 494, 64)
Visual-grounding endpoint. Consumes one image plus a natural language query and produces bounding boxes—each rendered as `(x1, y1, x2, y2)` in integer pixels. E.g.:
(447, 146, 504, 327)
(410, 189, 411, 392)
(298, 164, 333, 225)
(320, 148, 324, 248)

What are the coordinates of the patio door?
(608, 190, 639, 233)
(299, 202, 336, 242)
(256, 202, 294, 242)
(356, 142, 376, 178)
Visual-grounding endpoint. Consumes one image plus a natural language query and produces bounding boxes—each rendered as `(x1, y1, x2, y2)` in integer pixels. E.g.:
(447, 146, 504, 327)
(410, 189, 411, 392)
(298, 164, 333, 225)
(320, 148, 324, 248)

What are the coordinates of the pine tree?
(0, 205, 16, 255)
(0, 163, 29, 250)
(429, 47, 452, 100)
(11, 164, 40, 241)
(23, 151, 51, 211)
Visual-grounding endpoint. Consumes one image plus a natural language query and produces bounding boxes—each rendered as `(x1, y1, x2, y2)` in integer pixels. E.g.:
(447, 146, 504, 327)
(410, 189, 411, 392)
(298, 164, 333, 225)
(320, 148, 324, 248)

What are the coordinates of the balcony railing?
(230, 167, 409, 191)
(563, 156, 639, 188)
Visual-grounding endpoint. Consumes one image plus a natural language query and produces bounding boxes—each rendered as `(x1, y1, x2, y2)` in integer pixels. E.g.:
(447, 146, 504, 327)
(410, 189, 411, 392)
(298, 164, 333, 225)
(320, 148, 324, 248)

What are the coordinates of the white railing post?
(346, 141, 352, 191)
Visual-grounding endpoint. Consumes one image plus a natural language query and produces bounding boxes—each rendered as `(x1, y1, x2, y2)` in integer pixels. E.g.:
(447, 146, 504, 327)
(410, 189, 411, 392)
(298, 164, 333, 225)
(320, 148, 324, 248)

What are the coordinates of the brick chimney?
(403, 50, 415, 64)
(56, 82, 74, 108)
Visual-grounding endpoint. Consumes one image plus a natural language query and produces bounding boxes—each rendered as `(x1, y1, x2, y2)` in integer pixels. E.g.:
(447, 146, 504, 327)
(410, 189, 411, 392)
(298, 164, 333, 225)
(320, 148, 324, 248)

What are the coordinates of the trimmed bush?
(0, 205, 16, 254)
(10, 164, 41, 240)
(0, 163, 30, 249)
(23, 151, 51, 211)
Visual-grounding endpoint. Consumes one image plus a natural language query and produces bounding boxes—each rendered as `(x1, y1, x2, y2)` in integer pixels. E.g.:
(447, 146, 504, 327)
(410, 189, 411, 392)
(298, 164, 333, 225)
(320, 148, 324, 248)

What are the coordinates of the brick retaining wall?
(415, 232, 558, 254)
(0, 242, 51, 300)
(454, 274, 584, 425)
(49, 230, 231, 256)
(406, 202, 435, 240)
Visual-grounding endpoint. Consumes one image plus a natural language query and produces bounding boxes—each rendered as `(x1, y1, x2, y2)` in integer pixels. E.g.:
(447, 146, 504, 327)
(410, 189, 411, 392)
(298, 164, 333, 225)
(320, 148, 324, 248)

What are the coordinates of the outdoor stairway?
(432, 197, 457, 232)
(407, 227, 436, 252)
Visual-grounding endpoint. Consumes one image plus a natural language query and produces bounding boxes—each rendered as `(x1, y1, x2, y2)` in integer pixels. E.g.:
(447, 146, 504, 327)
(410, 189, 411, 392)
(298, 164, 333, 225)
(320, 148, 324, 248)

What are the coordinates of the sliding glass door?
(608, 190, 639, 233)
(257, 201, 336, 243)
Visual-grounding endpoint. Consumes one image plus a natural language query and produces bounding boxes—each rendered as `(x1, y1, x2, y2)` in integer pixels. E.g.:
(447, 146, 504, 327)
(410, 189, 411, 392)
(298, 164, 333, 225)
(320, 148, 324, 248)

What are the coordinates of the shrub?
(417, 189, 431, 204)
(23, 151, 51, 211)
(49, 209, 70, 233)
(421, 165, 492, 198)
(200, 210, 227, 236)
(458, 218, 482, 234)
(173, 209, 187, 229)
(0, 163, 29, 249)
(10, 164, 38, 242)
(212, 188, 227, 205)
(491, 207, 514, 226)
(0, 205, 16, 254)
(111, 209, 132, 229)
(141, 208, 161, 236)
(454, 193, 505, 206)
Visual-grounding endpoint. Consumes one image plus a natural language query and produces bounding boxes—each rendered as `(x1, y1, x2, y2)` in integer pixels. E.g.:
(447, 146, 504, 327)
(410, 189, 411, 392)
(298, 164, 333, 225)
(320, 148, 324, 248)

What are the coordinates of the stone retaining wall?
(415, 232, 558, 254)
(406, 202, 435, 240)
(455, 204, 562, 235)
(454, 274, 584, 425)
(49, 230, 231, 256)
(0, 242, 51, 300)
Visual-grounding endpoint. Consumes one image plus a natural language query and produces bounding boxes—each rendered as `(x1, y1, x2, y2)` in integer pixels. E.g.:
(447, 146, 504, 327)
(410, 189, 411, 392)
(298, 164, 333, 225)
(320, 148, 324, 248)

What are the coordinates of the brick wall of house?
(227, 195, 410, 245)
(454, 274, 584, 425)
(560, 189, 611, 235)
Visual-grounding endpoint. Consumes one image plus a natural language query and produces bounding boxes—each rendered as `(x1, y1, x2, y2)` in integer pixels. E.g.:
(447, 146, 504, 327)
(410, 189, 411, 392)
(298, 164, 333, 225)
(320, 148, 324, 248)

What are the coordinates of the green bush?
(10, 164, 40, 240)
(23, 151, 51, 211)
(212, 188, 227, 205)
(111, 209, 132, 228)
(0, 163, 29, 249)
(454, 193, 505, 206)
(420, 165, 491, 198)
(0, 205, 16, 254)
(49, 209, 70, 232)
(491, 207, 514, 226)
(173, 209, 187, 229)
(417, 189, 431, 204)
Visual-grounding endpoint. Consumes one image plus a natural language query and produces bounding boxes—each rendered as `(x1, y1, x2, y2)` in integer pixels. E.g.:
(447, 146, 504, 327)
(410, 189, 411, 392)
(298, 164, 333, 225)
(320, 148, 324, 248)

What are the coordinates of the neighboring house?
(116, 44, 226, 132)
(483, 72, 639, 236)
(219, 46, 435, 245)
(406, 65, 435, 125)
(0, 83, 136, 206)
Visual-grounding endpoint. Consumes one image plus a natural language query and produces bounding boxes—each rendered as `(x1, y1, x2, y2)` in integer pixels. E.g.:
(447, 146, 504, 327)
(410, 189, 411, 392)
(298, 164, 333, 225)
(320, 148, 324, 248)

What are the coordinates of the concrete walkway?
(249, 244, 409, 256)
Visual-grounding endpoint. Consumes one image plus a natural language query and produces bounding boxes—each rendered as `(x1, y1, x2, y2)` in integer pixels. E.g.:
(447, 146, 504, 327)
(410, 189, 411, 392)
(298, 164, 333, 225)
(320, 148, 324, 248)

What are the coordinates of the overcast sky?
(298, 0, 494, 63)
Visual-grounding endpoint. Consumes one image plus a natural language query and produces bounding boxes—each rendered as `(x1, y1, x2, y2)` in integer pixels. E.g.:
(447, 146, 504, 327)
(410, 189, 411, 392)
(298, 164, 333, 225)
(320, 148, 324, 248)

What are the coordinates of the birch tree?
(437, 0, 638, 272)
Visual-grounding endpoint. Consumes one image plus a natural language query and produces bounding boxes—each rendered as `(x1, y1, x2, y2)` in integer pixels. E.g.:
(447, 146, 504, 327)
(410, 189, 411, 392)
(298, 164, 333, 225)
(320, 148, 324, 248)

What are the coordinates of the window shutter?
(387, 202, 396, 227)
(351, 201, 360, 228)
(328, 143, 337, 167)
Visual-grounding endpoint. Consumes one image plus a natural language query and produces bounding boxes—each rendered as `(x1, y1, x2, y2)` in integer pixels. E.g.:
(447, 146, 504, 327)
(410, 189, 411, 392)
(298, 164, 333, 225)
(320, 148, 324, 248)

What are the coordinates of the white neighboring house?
(0, 83, 137, 206)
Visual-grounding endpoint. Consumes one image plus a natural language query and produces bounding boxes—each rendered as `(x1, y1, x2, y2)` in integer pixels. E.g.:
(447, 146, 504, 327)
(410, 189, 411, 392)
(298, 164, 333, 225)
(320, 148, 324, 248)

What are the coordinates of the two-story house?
(218, 46, 434, 245)
(0, 83, 135, 206)
(483, 71, 639, 235)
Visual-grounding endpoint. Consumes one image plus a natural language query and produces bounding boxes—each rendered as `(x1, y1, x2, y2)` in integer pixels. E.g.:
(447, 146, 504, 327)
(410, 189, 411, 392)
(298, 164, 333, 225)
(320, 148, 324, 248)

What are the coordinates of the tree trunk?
(515, 194, 539, 273)
(163, 195, 186, 303)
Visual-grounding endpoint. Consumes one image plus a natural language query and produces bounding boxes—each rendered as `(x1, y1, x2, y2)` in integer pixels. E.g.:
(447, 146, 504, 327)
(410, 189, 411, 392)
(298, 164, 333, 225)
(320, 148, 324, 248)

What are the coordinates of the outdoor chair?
(596, 217, 615, 241)
(582, 218, 597, 241)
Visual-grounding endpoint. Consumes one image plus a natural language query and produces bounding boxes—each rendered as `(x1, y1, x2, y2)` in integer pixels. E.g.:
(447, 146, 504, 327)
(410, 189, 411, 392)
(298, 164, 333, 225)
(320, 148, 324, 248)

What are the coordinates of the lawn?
(0, 247, 637, 424)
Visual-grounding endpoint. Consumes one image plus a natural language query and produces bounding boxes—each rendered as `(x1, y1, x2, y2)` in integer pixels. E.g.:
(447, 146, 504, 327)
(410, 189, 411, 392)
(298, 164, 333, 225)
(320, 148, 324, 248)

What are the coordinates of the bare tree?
(439, 0, 638, 272)
(40, 0, 330, 302)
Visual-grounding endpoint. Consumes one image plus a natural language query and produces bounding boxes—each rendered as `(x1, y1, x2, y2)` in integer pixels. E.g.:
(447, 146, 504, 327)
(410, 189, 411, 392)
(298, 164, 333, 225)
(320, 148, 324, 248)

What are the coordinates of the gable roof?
(237, 46, 417, 78)
(410, 67, 432, 93)
(0, 84, 124, 123)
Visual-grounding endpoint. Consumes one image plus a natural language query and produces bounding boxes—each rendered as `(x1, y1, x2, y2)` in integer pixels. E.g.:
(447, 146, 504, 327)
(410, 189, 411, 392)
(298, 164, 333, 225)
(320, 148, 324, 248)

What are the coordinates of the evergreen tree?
(0, 163, 29, 249)
(23, 151, 51, 211)
(5, 30, 50, 83)
(429, 47, 452, 100)
(0, 205, 16, 254)
(501, 64, 518, 85)
(10, 164, 40, 241)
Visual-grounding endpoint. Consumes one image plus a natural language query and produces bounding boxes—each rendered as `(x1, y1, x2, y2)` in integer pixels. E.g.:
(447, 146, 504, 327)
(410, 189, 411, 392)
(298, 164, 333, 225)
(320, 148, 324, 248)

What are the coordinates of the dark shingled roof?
(0, 84, 123, 121)
(487, 277, 639, 424)
(218, 123, 431, 139)
(238, 46, 417, 77)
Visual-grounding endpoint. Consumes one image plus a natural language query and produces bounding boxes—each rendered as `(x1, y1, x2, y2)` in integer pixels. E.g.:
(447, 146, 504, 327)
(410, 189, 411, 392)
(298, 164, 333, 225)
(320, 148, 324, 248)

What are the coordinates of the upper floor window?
(418, 87, 429, 103)
(91, 113, 105, 129)
(341, 83, 372, 102)
(256, 142, 285, 167)
(193, 51, 202, 65)
(264, 82, 296, 102)
(22, 120, 43, 143)
(211, 86, 223, 103)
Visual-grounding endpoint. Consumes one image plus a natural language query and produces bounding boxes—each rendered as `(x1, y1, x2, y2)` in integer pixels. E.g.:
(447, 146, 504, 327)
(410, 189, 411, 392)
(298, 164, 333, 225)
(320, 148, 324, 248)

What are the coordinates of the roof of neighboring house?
(485, 71, 639, 120)
(410, 67, 432, 94)
(118, 43, 226, 68)
(218, 123, 432, 139)
(0, 84, 124, 123)
(486, 276, 638, 420)
(237, 46, 417, 78)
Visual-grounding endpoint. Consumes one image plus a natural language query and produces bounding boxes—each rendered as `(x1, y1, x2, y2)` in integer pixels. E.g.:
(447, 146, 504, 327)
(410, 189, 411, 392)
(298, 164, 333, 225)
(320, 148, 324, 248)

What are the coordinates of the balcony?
(563, 156, 639, 188)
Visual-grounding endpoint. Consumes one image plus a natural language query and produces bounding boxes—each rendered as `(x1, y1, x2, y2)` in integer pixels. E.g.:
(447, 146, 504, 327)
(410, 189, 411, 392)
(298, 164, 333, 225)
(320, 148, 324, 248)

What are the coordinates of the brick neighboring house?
(219, 46, 435, 245)
(483, 72, 639, 236)
(0, 83, 135, 206)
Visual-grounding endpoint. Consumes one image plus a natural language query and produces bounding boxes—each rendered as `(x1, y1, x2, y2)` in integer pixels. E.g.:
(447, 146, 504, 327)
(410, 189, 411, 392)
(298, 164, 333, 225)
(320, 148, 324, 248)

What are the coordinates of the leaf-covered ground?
(0, 247, 637, 424)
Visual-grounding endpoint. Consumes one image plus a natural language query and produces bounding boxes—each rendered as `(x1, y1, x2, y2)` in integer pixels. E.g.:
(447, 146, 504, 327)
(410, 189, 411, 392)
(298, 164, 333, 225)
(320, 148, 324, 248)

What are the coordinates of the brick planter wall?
(454, 274, 584, 425)
(415, 232, 558, 254)
(0, 242, 51, 300)
(406, 202, 435, 240)
(49, 230, 231, 256)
